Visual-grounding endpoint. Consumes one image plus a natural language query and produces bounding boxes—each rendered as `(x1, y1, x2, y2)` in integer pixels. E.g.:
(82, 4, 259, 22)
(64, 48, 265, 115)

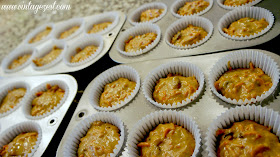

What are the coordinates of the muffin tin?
(0, 74, 77, 156)
(56, 49, 280, 156)
(0, 11, 126, 77)
(109, 0, 280, 63)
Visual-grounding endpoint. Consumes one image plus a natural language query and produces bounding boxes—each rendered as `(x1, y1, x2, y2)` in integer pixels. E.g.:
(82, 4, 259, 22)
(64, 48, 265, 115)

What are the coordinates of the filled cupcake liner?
(209, 50, 280, 105)
(142, 61, 205, 109)
(31, 40, 66, 71)
(171, 0, 213, 18)
(205, 105, 280, 157)
(63, 34, 104, 67)
(128, 2, 168, 25)
(0, 121, 42, 157)
(165, 16, 213, 49)
(127, 110, 201, 157)
(1, 46, 36, 73)
(52, 17, 85, 41)
(62, 112, 125, 157)
(23, 80, 69, 120)
(24, 23, 55, 46)
(89, 65, 141, 111)
(218, 6, 274, 40)
(217, 0, 262, 10)
(0, 81, 30, 118)
(84, 11, 120, 35)
(116, 23, 161, 56)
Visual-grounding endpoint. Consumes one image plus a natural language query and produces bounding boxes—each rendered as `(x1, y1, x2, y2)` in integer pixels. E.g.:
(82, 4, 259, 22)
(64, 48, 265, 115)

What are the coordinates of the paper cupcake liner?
(89, 65, 141, 111)
(52, 18, 85, 41)
(62, 112, 125, 157)
(31, 40, 66, 71)
(142, 61, 205, 109)
(205, 105, 280, 157)
(0, 121, 42, 157)
(209, 50, 280, 105)
(1, 46, 36, 73)
(217, 0, 262, 10)
(128, 2, 167, 25)
(84, 11, 120, 35)
(116, 23, 161, 56)
(0, 81, 30, 118)
(24, 23, 55, 46)
(171, 0, 213, 18)
(63, 34, 104, 67)
(218, 7, 274, 40)
(23, 80, 69, 120)
(127, 110, 201, 157)
(165, 16, 213, 49)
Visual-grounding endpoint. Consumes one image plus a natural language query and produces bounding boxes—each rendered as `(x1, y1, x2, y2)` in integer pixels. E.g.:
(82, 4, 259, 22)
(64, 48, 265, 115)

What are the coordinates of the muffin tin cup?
(217, 0, 262, 10)
(52, 17, 85, 41)
(31, 40, 66, 71)
(116, 23, 161, 56)
(89, 65, 141, 111)
(1, 46, 36, 73)
(0, 121, 42, 157)
(142, 61, 205, 109)
(63, 34, 104, 67)
(205, 105, 280, 157)
(218, 6, 274, 40)
(127, 110, 201, 157)
(23, 80, 69, 120)
(209, 50, 280, 105)
(62, 112, 125, 157)
(84, 11, 120, 35)
(171, 0, 213, 18)
(128, 2, 168, 25)
(0, 81, 30, 118)
(24, 23, 55, 46)
(165, 16, 213, 49)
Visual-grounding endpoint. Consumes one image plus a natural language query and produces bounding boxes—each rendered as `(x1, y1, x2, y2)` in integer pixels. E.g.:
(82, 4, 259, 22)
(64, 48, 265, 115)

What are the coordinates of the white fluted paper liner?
(218, 7, 274, 40)
(62, 112, 125, 157)
(52, 18, 85, 41)
(143, 61, 204, 109)
(24, 23, 54, 46)
(116, 23, 161, 56)
(84, 11, 120, 35)
(63, 34, 104, 67)
(209, 50, 280, 105)
(127, 110, 201, 157)
(23, 80, 69, 120)
(128, 2, 167, 25)
(205, 105, 280, 157)
(0, 121, 42, 157)
(171, 0, 213, 18)
(217, 0, 262, 10)
(1, 46, 36, 73)
(89, 65, 140, 111)
(165, 16, 213, 49)
(0, 81, 30, 118)
(31, 40, 66, 71)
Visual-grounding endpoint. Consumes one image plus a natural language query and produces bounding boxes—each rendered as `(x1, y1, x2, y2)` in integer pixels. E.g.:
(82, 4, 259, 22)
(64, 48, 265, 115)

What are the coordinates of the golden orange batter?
(140, 9, 164, 22)
(0, 88, 26, 113)
(177, 0, 209, 16)
(224, 0, 254, 6)
(59, 26, 80, 39)
(77, 121, 120, 157)
(0, 132, 38, 157)
(31, 84, 65, 116)
(138, 123, 195, 157)
(223, 17, 269, 37)
(171, 24, 208, 47)
(216, 120, 280, 157)
(9, 54, 31, 70)
(70, 45, 98, 63)
(29, 27, 52, 43)
(88, 22, 112, 34)
(99, 78, 136, 107)
(125, 32, 157, 52)
(33, 46, 62, 67)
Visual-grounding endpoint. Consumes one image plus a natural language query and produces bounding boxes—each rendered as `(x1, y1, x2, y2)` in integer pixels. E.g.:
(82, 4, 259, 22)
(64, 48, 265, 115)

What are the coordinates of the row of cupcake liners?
(0, 74, 77, 157)
(109, 0, 280, 63)
(0, 11, 127, 76)
(56, 49, 280, 156)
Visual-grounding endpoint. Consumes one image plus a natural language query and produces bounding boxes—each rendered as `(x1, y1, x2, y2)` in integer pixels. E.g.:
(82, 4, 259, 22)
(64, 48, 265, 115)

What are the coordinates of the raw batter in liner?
(59, 26, 80, 39)
(70, 45, 98, 63)
(9, 54, 31, 69)
(88, 22, 112, 34)
(125, 32, 157, 53)
(29, 27, 52, 43)
(140, 9, 164, 22)
(177, 0, 209, 16)
(0, 88, 26, 113)
(33, 46, 62, 67)
(224, 0, 255, 6)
